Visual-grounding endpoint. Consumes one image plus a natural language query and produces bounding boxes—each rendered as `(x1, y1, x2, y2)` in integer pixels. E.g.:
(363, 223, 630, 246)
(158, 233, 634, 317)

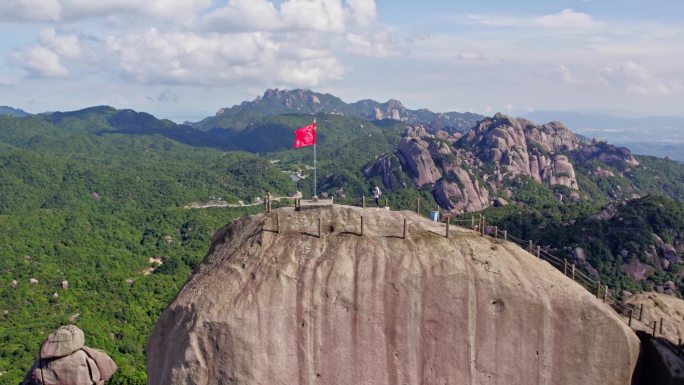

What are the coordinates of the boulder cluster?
(22, 325, 117, 385)
(365, 112, 641, 215)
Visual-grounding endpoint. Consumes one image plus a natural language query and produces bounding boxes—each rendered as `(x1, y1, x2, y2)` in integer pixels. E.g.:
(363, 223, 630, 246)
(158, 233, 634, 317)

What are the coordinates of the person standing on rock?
(372, 185, 382, 207)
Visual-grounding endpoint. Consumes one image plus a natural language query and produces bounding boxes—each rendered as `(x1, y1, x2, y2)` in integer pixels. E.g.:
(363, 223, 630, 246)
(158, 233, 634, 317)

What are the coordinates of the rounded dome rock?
(147, 205, 639, 385)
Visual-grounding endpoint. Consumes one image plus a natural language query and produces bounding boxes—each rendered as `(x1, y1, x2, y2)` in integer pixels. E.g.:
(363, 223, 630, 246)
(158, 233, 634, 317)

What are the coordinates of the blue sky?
(0, 0, 682, 122)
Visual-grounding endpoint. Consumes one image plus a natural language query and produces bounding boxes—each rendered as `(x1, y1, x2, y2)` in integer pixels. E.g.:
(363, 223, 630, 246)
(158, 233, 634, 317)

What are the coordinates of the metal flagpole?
(313, 117, 317, 198)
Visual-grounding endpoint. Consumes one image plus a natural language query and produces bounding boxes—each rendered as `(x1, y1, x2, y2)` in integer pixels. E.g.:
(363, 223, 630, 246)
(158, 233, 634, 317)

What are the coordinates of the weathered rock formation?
(458, 113, 580, 190)
(432, 165, 490, 213)
(394, 129, 442, 187)
(148, 206, 639, 385)
(574, 140, 639, 166)
(22, 325, 117, 385)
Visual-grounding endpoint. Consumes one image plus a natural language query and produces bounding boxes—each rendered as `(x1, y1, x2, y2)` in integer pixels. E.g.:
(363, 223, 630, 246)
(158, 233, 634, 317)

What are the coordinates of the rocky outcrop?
(22, 325, 117, 385)
(432, 165, 490, 214)
(622, 259, 655, 282)
(458, 113, 580, 190)
(148, 206, 639, 385)
(394, 136, 442, 187)
(574, 140, 639, 166)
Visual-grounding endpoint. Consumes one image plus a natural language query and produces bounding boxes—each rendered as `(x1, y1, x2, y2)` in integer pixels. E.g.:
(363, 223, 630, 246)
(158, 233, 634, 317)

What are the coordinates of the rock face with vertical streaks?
(147, 206, 639, 385)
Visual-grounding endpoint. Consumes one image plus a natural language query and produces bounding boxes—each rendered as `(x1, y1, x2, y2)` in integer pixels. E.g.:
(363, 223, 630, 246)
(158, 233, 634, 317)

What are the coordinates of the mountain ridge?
(194, 88, 484, 133)
(0, 105, 31, 117)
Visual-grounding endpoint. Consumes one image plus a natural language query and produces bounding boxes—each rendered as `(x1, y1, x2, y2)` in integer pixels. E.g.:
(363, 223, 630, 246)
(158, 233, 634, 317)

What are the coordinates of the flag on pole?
(294, 122, 316, 148)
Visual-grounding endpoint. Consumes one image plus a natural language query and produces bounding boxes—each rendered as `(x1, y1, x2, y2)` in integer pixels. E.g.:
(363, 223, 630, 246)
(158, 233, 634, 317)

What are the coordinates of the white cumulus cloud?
(470, 9, 598, 31)
(346, 30, 405, 57)
(345, 0, 376, 28)
(11, 45, 70, 77)
(600, 61, 679, 95)
(202, 0, 281, 32)
(104, 28, 344, 87)
(38, 28, 82, 59)
(203, 0, 377, 33)
(533, 9, 597, 30)
(0, 0, 212, 22)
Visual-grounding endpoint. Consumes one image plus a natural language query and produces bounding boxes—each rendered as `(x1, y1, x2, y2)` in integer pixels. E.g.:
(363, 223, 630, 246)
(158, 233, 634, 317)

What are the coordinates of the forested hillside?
(0, 112, 293, 384)
(0, 95, 683, 384)
(0, 106, 409, 384)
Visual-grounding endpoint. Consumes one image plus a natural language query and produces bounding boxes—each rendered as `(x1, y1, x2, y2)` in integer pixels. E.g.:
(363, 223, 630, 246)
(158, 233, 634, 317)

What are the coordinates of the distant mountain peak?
(0, 106, 31, 117)
(198, 89, 483, 133)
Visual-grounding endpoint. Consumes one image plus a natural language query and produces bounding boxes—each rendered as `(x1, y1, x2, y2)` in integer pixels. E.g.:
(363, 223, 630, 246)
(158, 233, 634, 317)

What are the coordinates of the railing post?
(571, 263, 576, 281)
(403, 218, 407, 240)
(639, 304, 644, 321)
(276, 212, 280, 234)
(318, 217, 322, 238)
(446, 216, 450, 239)
(660, 318, 664, 335)
(628, 309, 633, 327)
(494, 226, 498, 239)
(503, 230, 507, 240)
(603, 285, 608, 302)
(596, 281, 601, 298)
(417, 198, 421, 214)
(360, 215, 364, 236)
(652, 321, 657, 337)
(563, 258, 568, 276)
(536, 246, 541, 258)
(362, 196, 366, 208)
(528, 240, 533, 253)
(471, 215, 475, 228)
(481, 216, 485, 236)
(385, 197, 388, 208)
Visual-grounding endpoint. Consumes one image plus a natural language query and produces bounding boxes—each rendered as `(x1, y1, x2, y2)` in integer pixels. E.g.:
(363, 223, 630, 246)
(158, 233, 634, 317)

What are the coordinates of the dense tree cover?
(0, 108, 407, 384)
(478, 196, 684, 297)
(0, 105, 683, 384)
(0, 113, 293, 383)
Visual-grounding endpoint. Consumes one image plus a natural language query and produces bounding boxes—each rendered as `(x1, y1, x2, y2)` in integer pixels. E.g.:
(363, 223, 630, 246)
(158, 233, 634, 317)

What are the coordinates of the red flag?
(294, 122, 316, 148)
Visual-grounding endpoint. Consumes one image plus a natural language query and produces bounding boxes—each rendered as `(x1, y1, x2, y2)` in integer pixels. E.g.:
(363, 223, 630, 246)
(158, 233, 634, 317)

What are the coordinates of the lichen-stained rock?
(148, 206, 639, 385)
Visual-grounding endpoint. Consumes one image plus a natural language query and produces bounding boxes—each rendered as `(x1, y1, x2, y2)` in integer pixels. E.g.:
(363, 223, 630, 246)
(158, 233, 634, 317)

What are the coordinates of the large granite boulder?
(432, 165, 490, 214)
(395, 136, 442, 187)
(22, 325, 117, 385)
(148, 206, 639, 385)
(40, 325, 84, 359)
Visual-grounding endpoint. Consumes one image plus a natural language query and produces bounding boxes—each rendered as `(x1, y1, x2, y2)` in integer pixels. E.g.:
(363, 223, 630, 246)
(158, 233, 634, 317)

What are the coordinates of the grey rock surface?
(22, 325, 117, 385)
(40, 325, 84, 359)
(148, 206, 639, 385)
